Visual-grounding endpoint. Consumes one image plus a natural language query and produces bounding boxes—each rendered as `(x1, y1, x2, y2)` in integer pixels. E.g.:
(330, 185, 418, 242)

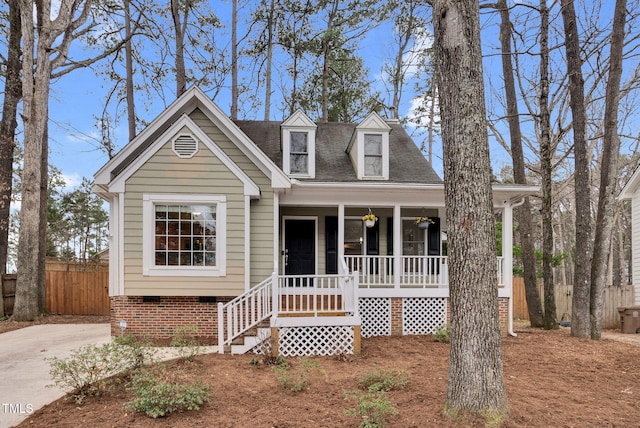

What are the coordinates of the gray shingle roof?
(234, 120, 442, 184)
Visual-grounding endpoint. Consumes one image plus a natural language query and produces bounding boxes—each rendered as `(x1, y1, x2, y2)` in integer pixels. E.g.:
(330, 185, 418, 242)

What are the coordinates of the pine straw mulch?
(14, 323, 640, 427)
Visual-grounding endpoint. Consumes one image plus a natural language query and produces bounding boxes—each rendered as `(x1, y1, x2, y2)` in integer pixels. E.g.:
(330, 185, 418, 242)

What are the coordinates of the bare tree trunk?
(125, 0, 136, 140)
(539, 0, 558, 330)
(264, 0, 276, 121)
(497, 0, 544, 327)
(171, 0, 187, 96)
(427, 84, 436, 165)
(38, 125, 48, 311)
(0, 0, 22, 317)
(561, 0, 592, 338)
(590, 0, 626, 339)
(14, 0, 53, 320)
(231, 0, 238, 119)
(433, 0, 508, 416)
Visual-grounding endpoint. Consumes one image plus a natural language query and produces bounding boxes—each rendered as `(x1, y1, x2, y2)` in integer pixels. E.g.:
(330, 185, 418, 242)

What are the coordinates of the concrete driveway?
(0, 323, 110, 428)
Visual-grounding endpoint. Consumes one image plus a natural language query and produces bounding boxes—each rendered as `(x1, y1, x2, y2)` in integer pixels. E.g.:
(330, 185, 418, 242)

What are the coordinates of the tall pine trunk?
(561, 0, 592, 338)
(433, 0, 508, 416)
(497, 0, 544, 327)
(539, 0, 558, 330)
(0, 0, 22, 317)
(590, 0, 626, 339)
(14, 0, 54, 320)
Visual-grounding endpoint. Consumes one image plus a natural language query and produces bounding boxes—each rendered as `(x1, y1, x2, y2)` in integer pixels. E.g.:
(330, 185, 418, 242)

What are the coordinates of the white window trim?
(357, 131, 389, 180)
(283, 128, 316, 178)
(142, 194, 227, 277)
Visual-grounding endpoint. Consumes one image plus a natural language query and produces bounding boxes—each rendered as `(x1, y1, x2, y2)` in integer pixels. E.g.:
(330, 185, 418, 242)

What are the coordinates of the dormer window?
(290, 131, 309, 174)
(282, 110, 317, 178)
(364, 134, 383, 176)
(348, 112, 391, 180)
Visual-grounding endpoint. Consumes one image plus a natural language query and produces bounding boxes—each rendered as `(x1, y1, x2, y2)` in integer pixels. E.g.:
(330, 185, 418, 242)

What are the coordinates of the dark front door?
(284, 219, 316, 277)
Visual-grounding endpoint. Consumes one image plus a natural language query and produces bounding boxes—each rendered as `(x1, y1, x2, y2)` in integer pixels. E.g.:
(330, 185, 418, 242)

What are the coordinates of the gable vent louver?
(172, 134, 199, 158)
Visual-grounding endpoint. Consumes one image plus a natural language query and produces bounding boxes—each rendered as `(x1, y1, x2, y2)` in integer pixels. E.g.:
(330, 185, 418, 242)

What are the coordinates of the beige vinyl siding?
(122, 121, 272, 296)
(124, 145, 244, 295)
(189, 109, 275, 286)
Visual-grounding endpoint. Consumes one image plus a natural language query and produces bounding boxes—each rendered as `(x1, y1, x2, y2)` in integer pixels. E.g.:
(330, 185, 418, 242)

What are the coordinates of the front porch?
(217, 255, 508, 355)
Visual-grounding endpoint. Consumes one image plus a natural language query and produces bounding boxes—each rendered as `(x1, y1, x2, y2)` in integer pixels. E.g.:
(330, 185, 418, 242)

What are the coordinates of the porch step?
(230, 327, 271, 355)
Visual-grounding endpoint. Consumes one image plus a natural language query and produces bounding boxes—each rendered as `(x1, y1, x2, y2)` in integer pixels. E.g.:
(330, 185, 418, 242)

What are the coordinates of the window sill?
(143, 267, 226, 277)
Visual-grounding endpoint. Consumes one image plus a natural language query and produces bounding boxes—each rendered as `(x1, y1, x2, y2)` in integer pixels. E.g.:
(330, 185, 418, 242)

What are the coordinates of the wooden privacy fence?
(2, 264, 109, 316)
(513, 277, 634, 328)
(46, 270, 109, 315)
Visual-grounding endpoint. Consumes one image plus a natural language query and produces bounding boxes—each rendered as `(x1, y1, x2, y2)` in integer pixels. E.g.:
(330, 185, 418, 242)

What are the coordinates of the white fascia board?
(109, 115, 260, 198)
(491, 184, 540, 205)
(192, 88, 291, 189)
(94, 86, 201, 186)
(280, 181, 446, 206)
(619, 166, 640, 200)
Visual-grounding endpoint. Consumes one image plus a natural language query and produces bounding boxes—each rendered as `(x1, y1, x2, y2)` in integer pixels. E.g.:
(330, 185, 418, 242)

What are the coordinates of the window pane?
(402, 220, 425, 256)
(154, 203, 217, 267)
(365, 155, 382, 176)
(290, 153, 308, 174)
(364, 134, 382, 155)
(344, 219, 363, 255)
(290, 132, 308, 153)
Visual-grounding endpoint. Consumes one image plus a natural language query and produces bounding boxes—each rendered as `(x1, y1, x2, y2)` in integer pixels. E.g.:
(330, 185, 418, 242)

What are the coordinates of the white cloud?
(62, 172, 83, 191)
(406, 92, 441, 129)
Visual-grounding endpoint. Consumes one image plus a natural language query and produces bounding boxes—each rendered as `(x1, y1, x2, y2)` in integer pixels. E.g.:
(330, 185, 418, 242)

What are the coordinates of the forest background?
(1, 0, 639, 327)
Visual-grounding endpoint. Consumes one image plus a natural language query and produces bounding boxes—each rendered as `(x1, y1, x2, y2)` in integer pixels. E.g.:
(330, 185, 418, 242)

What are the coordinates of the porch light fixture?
(362, 208, 378, 228)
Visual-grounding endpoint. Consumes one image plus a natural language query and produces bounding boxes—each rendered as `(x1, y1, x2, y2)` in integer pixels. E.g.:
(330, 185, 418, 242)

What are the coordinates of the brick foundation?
(390, 297, 403, 335)
(110, 296, 232, 340)
(498, 297, 509, 337)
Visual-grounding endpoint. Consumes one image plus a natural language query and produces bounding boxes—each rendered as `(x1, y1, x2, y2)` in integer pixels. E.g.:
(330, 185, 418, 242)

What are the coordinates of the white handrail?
(217, 273, 274, 354)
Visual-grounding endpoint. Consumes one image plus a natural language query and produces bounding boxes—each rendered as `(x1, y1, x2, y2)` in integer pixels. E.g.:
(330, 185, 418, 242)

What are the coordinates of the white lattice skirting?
(359, 298, 391, 337)
(277, 326, 355, 356)
(402, 297, 447, 335)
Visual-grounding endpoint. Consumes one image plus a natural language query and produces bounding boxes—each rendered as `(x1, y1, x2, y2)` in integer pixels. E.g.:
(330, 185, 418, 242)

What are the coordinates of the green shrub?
(47, 341, 152, 404)
(357, 368, 409, 392)
(433, 323, 450, 343)
(345, 390, 398, 428)
(272, 357, 318, 392)
(127, 368, 210, 418)
(170, 325, 203, 361)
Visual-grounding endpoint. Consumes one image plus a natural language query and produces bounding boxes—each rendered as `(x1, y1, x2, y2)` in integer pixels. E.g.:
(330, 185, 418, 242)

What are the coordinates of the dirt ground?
(7, 320, 640, 428)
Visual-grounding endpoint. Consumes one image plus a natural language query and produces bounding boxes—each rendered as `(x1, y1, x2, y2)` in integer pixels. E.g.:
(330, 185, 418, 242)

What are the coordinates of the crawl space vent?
(172, 134, 198, 158)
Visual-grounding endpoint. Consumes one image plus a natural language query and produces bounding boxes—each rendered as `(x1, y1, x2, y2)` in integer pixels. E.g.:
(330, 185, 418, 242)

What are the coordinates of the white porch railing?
(218, 271, 357, 353)
(218, 275, 273, 354)
(345, 255, 505, 289)
(275, 273, 358, 316)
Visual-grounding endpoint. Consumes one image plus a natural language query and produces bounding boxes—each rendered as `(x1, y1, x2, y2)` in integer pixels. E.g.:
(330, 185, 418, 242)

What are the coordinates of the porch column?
(338, 203, 345, 272)
(273, 192, 280, 274)
(394, 204, 401, 289)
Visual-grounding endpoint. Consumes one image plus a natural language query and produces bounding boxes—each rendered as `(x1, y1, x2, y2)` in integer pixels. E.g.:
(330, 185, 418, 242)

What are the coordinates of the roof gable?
(282, 109, 317, 128)
(108, 115, 261, 198)
(94, 86, 290, 192)
(619, 165, 640, 200)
